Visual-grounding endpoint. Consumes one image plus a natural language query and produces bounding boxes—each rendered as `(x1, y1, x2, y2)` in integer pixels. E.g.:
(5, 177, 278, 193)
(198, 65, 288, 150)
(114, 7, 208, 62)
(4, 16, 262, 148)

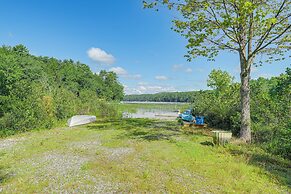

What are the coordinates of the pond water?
(121, 102, 191, 120)
(122, 108, 180, 121)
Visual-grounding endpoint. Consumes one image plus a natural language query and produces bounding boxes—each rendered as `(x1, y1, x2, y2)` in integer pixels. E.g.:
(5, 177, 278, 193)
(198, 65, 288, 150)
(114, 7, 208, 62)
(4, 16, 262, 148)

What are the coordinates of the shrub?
(96, 100, 120, 119)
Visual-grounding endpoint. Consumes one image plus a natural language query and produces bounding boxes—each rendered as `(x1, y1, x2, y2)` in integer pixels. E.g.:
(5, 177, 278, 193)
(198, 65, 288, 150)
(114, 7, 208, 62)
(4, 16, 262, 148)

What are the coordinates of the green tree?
(207, 69, 234, 91)
(12, 44, 29, 56)
(100, 70, 124, 100)
(0, 45, 124, 136)
(144, 0, 290, 142)
(203, 70, 240, 132)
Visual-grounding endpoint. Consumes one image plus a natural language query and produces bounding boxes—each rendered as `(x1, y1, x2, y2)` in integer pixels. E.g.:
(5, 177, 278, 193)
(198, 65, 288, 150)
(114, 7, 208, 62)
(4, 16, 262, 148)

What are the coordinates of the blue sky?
(0, 0, 289, 94)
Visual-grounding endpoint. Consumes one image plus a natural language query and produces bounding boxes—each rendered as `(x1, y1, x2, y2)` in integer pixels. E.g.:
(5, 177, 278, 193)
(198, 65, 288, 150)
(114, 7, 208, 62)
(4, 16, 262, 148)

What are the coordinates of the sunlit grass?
(0, 118, 289, 193)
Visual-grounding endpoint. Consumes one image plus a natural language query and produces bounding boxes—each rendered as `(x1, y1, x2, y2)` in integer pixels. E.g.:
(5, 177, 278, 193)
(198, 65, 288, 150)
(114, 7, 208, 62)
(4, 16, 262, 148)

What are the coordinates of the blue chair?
(195, 116, 204, 125)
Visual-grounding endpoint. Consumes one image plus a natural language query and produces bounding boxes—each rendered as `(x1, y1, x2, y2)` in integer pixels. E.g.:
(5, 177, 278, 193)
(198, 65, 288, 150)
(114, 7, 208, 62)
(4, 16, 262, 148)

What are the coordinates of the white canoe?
(67, 115, 96, 127)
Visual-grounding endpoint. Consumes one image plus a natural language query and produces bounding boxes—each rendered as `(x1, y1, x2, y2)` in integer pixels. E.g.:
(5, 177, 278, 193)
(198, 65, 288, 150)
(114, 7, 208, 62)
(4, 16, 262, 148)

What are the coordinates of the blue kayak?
(179, 109, 195, 122)
(179, 109, 204, 124)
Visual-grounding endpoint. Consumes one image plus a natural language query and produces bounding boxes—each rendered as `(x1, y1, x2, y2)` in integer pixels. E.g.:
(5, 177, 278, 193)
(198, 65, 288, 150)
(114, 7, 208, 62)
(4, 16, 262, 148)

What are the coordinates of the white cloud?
(87, 47, 115, 64)
(138, 82, 148, 85)
(172, 64, 183, 71)
(155, 75, 168, 80)
(130, 74, 142, 80)
(172, 64, 193, 73)
(109, 66, 127, 75)
(139, 86, 147, 91)
(109, 66, 141, 80)
(125, 84, 177, 95)
(186, 68, 192, 73)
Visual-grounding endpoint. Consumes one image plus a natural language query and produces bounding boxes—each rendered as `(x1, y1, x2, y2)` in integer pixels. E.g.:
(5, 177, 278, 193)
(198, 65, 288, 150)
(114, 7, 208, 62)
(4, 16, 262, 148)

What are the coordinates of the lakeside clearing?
(0, 118, 290, 193)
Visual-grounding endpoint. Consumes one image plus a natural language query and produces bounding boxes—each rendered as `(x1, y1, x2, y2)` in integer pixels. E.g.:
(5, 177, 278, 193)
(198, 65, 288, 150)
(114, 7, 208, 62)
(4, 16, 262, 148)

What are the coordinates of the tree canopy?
(144, 0, 291, 142)
(144, 0, 290, 63)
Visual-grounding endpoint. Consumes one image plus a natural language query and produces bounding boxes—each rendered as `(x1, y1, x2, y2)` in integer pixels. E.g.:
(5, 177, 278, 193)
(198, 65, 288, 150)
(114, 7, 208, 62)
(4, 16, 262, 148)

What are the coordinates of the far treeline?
(0, 45, 124, 136)
(126, 69, 291, 159)
(124, 91, 205, 102)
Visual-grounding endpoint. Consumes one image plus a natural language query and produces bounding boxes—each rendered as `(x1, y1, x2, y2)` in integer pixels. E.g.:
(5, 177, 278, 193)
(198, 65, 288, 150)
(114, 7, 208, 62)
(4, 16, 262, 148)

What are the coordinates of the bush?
(265, 128, 291, 160)
(96, 100, 120, 119)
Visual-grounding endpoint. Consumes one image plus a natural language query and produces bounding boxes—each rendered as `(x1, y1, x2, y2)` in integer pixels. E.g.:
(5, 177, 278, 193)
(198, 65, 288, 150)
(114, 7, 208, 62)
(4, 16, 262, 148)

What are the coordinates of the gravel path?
(0, 137, 26, 150)
(0, 135, 135, 193)
(103, 147, 134, 161)
(30, 152, 118, 193)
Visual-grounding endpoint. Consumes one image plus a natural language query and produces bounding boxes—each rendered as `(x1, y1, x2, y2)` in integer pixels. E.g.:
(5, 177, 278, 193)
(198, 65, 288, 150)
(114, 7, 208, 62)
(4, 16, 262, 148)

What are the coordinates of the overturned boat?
(67, 115, 96, 127)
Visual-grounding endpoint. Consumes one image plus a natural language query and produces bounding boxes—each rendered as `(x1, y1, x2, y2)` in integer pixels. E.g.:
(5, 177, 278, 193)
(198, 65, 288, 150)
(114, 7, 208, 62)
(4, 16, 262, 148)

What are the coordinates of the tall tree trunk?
(239, 56, 251, 143)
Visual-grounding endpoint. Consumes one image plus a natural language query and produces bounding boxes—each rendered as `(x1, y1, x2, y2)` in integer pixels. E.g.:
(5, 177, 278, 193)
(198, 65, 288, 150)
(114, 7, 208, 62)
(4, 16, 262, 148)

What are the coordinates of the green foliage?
(124, 68, 290, 159)
(197, 69, 290, 159)
(144, 0, 290, 63)
(193, 70, 241, 134)
(207, 69, 234, 91)
(201, 69, 290, 159)
(145, 0, 290, 142)
(266, 128, 291, 159)
(0, 45, 124, 136)
(124, 91, 200, 102)
(96, 100, 120, 119)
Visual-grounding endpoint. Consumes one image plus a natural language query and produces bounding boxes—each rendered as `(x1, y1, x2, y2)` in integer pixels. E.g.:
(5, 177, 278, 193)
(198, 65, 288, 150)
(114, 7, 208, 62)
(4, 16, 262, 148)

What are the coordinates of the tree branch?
(247, 11, 254, 67)
(186, 25, 239, 51)
(252, 0, 288, 54)
(207, 4, 238, 43)
(252, 24, 291, 56)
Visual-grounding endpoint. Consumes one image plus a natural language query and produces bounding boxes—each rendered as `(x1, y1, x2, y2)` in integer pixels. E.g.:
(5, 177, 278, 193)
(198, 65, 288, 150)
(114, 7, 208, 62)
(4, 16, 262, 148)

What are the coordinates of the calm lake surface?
(121, 102, 190, 120)
(123, 109, 179, 120)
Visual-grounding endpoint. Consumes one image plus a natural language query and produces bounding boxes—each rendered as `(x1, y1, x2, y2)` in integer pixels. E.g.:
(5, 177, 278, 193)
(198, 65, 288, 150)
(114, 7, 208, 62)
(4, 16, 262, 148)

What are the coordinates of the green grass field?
(0, 118, 290, 193)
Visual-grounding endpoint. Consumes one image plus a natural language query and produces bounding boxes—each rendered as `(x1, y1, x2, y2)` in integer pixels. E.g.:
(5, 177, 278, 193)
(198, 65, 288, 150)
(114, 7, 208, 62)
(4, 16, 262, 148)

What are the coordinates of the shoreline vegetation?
(0, 45, 124, 137)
